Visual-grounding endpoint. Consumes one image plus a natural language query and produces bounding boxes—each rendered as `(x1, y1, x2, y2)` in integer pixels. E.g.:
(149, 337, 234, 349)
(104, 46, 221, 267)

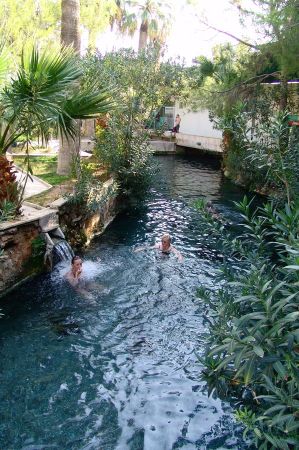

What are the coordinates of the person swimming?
(64, 256, 101, 300)
(64, 255, 89, 295)
(65, 256, 84, 286)
(134, 233, 183, 261)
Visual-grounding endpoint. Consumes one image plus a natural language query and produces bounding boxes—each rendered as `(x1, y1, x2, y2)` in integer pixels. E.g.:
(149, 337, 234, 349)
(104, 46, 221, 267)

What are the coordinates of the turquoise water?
(0, 155, 250, 449)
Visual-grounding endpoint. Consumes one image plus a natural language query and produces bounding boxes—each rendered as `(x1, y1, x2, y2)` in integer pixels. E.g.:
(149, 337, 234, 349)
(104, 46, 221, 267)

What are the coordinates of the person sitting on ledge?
(134, 233, 183, 261)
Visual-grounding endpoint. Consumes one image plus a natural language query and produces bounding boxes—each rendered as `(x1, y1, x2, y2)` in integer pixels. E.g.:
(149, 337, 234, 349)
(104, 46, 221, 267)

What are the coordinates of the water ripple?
(0, 154, 251, 450)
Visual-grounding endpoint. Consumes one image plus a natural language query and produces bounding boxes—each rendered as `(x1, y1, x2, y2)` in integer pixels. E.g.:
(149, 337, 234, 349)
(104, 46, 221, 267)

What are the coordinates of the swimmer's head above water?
(161, 233, 171, 252)
(134, 234, 182, 261)
(71, 255, 83, 276)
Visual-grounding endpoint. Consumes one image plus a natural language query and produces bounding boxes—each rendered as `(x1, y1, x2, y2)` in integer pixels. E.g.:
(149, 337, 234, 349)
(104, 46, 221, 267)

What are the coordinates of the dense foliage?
(196, 197, 299, 449)
(191, 0, 299, 198)
(68, 161, 117, 215)
(0, 45, 113, 217)
(83, 47, 187, 199)
(95, 114, 155, 200)
(83, 46, 187, 120)
(219, 109, 299, 203)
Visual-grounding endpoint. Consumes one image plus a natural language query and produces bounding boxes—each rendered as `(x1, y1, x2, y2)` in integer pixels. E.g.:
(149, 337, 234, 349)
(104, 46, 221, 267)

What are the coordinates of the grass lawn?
(13, 156, 71, 186)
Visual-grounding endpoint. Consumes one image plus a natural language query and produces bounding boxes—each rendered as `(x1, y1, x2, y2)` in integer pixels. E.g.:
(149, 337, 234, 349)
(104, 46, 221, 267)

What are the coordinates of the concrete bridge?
(175, 133, 222, 155)
(149, 132, 223, 156)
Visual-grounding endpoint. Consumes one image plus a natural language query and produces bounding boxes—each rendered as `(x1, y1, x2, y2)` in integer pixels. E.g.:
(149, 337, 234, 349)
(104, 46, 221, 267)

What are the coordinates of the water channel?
(0, 154, 251, 450)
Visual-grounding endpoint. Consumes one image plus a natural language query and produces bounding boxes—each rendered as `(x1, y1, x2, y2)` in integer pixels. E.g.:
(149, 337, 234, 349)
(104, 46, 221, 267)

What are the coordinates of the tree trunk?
(57, 0, 80, 175)
(58, 126, 81, 176)
(222, 129, 234, 174)
(138, 21, 148, 51)
(60, 0, 80, 51)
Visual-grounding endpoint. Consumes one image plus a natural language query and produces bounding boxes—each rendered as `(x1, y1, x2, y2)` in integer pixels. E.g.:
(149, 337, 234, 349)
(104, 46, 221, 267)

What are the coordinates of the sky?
(93, 0, 258, 65)
(166, 0, 257, 63)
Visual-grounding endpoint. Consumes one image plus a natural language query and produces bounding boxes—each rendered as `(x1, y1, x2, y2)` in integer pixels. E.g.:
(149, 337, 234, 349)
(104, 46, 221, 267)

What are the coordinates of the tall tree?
(58, 0, 81, 175)
(0, 0, 60, 58)
(113, 0, 172, 52)
(60, 0, 80, 52)
(192, 0, 299, 111)
(231, 0, 299, 109)
(135, 0, 171, 50)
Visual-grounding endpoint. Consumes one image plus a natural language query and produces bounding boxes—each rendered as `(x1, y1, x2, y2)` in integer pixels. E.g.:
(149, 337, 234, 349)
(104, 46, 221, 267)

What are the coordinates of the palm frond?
(0, 46, 115, 154)
(55, 111, 78, 141)
(63, 86, 116, 120)
(0, 50, 9, 85)
(13, 46, 81, 103)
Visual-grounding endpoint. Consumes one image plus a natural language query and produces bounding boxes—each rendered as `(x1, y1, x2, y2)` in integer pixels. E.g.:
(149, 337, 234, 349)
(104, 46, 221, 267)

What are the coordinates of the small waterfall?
(52, 240, 74, 262)
(43, 227, 74, 269)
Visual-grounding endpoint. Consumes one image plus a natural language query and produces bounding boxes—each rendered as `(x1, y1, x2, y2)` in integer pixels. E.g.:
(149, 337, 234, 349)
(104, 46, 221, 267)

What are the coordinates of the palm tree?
(61, 0, 80, 51)
(0, 46, 114, 204)
(113, 0, 172, 52)
(136, 0, 171, 51)
(59, 0, 81, 175)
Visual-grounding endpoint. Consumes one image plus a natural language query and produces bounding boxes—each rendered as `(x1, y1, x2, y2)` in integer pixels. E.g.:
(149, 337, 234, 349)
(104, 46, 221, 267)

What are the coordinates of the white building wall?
(174, 105, 222, 139)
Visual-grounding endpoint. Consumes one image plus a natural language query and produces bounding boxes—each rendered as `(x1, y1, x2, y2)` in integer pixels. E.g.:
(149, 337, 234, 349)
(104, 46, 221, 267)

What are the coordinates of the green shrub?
(0, 200, 18, 222)
(67, 162, 117, 215)
(222, 110, 299, 203)
(197, 197, 299, 449)
(95, 114, 155, 202)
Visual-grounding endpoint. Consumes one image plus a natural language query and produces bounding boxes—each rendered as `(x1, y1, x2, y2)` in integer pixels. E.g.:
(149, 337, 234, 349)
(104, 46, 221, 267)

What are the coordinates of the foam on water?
(51, 258, 105, 281)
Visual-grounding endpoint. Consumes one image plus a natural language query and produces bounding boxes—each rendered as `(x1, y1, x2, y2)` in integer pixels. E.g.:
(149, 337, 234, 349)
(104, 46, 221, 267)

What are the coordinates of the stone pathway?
(12, 138, 93, 200)
(10, 139, 94, 219)
(14, 168, 52, 199)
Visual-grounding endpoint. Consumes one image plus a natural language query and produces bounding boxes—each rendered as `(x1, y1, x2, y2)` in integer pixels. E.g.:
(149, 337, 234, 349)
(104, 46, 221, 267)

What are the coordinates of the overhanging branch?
(199, 18, 259, 50)
(201, 71, 281, 94)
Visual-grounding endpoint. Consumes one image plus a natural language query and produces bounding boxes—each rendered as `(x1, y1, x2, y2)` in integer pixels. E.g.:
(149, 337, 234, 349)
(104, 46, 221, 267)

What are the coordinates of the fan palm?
(113, 0, 172, 51)
(0, 45, 114, 202)
(136, 0, 172, 51)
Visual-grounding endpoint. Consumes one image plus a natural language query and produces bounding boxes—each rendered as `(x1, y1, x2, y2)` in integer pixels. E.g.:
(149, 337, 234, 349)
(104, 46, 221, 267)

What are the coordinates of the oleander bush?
(196, 197, 299, 449)
(95, 114, 155, 201)
(220, 110, 299, 203)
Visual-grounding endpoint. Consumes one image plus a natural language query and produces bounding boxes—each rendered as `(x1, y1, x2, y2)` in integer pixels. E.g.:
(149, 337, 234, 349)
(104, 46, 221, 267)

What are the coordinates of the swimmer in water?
(64, 256, 99, 300)
(135, 233, 183, 261)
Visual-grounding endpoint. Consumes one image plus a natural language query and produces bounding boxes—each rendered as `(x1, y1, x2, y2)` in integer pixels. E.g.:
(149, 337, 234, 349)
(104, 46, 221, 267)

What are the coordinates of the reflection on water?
(0, 155, 250, 449)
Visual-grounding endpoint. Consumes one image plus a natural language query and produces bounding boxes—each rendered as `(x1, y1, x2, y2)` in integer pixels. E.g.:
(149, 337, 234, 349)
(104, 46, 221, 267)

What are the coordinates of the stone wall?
(52, 178, 118, 250)
(0, 177, 118, 296)
(0, 221, 41, 294)
(149, 140, 177, 154)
